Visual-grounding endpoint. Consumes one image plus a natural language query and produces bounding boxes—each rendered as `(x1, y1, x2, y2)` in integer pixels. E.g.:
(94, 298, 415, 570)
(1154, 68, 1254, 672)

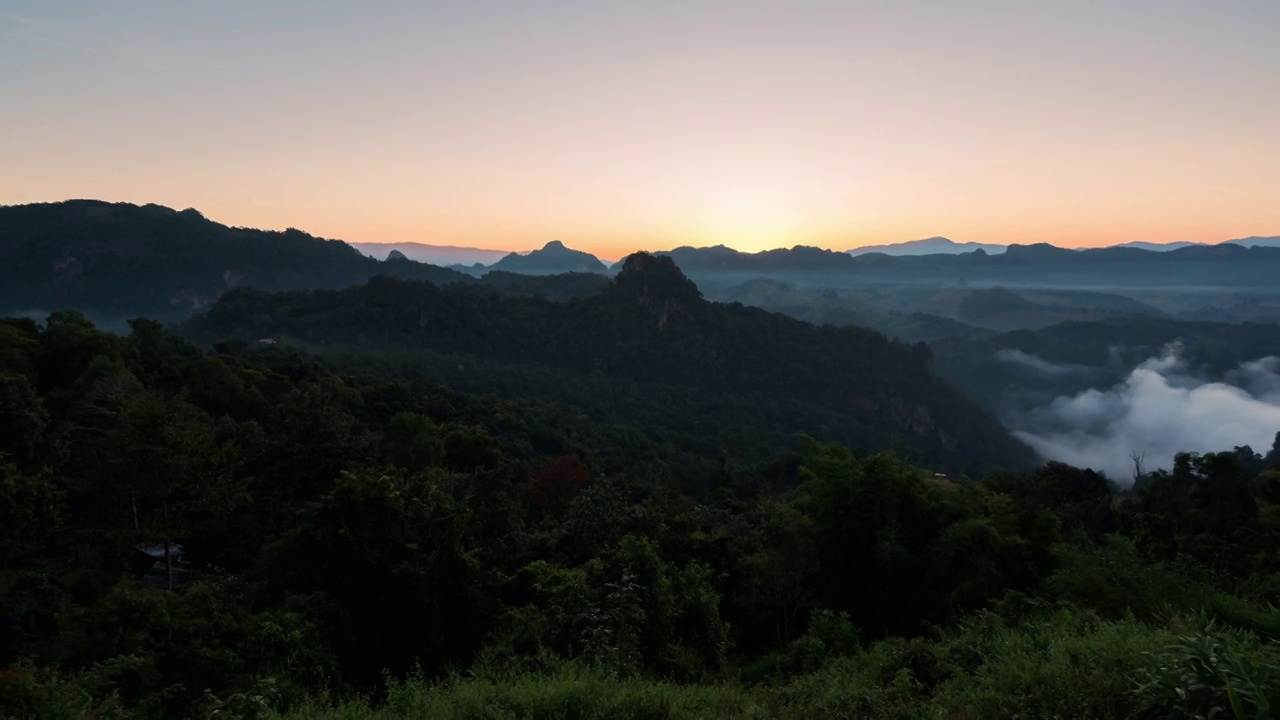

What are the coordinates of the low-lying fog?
(1007, 344, 1280, 484)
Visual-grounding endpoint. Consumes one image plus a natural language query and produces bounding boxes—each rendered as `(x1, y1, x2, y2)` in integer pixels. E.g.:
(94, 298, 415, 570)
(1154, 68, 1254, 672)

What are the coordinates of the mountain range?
(346, 230, 1280, 271)
(6, 197, 1280, 473)
(378, 234, 1280, 279)
(366, 234, 1280, 270)
(4, 200, 1279, 329)
(350, 241, 508, 266)
(844, 235, 1280, 257)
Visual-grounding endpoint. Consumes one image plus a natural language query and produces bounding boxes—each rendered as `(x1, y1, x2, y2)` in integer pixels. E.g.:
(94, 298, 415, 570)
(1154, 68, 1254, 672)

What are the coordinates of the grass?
(272, 611, 1186, 720)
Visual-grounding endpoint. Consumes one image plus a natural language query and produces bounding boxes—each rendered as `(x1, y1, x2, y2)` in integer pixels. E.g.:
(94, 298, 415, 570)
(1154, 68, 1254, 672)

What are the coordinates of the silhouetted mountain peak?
(612, 252, 703, 305)
(386, 249, 408, 261)
(490, 239, 607, 275)
(1003, 243, 1075, 260)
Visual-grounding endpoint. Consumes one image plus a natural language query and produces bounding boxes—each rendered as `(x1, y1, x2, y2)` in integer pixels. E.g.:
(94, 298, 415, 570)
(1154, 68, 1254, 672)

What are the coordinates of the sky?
(3, 1, 1278, 260)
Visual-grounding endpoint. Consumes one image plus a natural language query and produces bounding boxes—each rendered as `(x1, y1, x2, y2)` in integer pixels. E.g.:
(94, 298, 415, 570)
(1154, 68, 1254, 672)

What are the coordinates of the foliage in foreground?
(2, 312, 1280, 719)
(256, 610, 1276, 720)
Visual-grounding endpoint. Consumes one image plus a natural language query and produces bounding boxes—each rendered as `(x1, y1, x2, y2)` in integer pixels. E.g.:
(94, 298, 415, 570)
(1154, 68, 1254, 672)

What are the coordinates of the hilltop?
(0, 200, 473, 323)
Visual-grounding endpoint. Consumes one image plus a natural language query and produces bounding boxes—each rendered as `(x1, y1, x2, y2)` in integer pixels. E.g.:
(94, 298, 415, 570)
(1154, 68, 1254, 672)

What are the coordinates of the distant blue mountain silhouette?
(490, 240, 608, 275)
(847, 236, 1007, 256)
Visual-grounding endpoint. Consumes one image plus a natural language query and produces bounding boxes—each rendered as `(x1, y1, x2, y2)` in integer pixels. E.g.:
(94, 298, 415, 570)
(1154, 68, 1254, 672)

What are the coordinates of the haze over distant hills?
(353, 233, 1280, 269)
(628, 241, 1280, 295)
(1228, 236, 1280, 249)
(841, 235, 1280, 257)
(847, 237, 1008, 256)
(1101, 237, 1280, 252)
(1112, 241, 1202, 252)
(350, 241, 508, 266)
(355, 239, 613, 276)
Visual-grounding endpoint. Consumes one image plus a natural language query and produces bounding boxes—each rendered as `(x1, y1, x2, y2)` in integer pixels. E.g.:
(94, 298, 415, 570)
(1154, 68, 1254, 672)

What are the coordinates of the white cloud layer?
(1012, 350, 1280, 484)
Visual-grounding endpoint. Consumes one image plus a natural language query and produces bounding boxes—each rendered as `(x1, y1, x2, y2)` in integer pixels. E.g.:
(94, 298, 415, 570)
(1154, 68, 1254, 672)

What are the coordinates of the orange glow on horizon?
(3, 2, 1278, 260)
(5, 188, 1275, 264)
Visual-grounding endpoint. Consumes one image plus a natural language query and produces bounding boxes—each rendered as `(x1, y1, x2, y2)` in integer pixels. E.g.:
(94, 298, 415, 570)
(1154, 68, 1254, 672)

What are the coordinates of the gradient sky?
(3, 1, 1278, 259)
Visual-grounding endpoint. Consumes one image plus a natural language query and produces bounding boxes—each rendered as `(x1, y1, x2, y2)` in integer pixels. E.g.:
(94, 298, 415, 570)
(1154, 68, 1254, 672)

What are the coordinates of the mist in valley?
(1008, 344, 1280, 483)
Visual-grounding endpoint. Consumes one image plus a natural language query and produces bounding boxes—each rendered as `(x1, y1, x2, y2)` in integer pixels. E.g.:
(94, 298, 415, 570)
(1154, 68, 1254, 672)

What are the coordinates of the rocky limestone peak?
(611, 252, 703, 305)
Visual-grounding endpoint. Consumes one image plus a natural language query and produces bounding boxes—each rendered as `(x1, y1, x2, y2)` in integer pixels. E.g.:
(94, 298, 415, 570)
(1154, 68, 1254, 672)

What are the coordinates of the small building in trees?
(133, 543, 194, 588)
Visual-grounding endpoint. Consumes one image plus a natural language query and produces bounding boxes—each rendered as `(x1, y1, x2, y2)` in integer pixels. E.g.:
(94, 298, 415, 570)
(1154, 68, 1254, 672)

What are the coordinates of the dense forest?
(182, 254, 1033, 475)
(3, 311, 1280, 718)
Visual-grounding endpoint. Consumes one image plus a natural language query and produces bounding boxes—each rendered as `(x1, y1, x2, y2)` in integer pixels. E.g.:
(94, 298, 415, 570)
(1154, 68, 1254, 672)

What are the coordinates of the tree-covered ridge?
(0, 200, 475, 323)
(185, 253, 1035, 474)
(2, 313, 1279, 718)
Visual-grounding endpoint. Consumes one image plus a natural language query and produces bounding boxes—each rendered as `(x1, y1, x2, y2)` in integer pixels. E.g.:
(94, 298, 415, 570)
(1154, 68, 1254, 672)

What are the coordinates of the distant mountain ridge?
(350, 241, 508, 266)
(1112, 241, 1203, 252)
(4, 200, 1278, 329)
(1228, 236, 1280, 249)
(347, 234, 1280, 271)
(629, 241, 1280, 291)
(842, 235, 1280, 257)
(847, 237, 1008, 256)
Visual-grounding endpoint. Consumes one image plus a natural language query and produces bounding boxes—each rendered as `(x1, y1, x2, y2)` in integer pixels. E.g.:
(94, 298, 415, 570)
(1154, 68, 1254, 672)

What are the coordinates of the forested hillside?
(0, 201, 473, 324)
(3, 313, 1279, 719)
(185, 253, 1034, 475)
